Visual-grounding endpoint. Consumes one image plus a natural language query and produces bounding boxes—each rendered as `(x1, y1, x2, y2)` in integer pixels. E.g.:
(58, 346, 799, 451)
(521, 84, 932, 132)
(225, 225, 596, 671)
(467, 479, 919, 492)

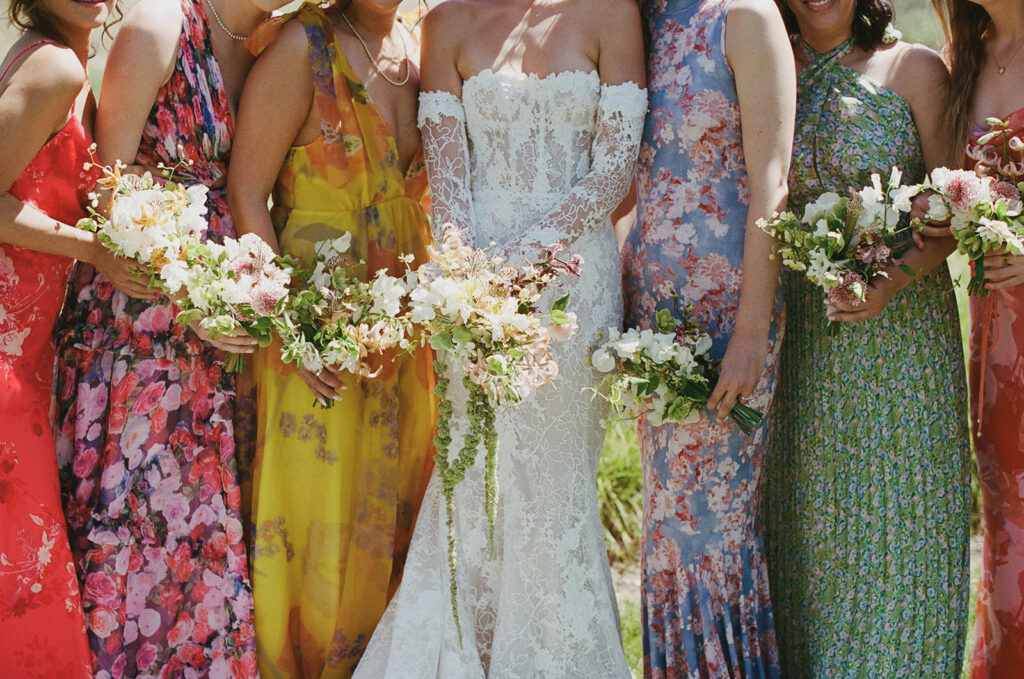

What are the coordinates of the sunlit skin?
(0, 0, 157, 298)
(96, 0, 292, 352)
(228, 0, 420, 402)
(782, 0, 958, 322)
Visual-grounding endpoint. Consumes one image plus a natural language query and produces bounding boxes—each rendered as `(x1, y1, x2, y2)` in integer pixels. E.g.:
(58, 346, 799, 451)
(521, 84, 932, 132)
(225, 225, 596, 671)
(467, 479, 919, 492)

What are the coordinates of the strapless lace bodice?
(418, 69, 647, 251)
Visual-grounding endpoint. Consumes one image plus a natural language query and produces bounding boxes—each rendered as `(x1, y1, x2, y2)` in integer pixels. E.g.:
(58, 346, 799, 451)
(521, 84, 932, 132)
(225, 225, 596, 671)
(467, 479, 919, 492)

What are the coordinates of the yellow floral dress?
(246, 6, 436, 677)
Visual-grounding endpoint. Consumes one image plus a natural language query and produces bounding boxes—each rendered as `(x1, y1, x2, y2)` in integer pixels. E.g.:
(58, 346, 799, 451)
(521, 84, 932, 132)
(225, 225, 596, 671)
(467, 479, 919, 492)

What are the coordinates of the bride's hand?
(825, 274, 899, 323)
(706, 326, 768, 422)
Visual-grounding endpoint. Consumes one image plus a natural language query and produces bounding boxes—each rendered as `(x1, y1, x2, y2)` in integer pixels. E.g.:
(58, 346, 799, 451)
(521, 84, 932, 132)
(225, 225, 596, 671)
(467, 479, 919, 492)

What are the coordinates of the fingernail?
(318, 398, 328, 407)
(332, 394, 342, 401)
(985, 283, 992, 289)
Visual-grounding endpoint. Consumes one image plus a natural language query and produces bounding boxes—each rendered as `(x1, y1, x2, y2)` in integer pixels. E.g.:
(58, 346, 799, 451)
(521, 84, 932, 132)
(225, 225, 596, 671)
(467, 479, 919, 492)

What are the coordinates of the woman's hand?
(707, 326, 769, 422)
(186, 320, 259, 354)
(910, 191, 952, 244)
(982, 250, 1024, 290)
(296, 365, 346, 406)
(826, 274, 899, 323)
(88, 239, 159, 299)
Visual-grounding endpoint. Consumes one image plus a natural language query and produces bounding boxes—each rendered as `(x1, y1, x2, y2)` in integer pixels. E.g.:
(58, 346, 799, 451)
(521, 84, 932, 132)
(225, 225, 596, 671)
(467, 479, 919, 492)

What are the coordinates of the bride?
(353, 0, 647, 677)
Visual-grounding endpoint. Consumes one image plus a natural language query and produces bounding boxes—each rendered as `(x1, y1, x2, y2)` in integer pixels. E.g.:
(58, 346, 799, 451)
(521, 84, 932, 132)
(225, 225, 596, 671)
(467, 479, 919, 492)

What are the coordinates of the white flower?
(591, 347, 616, 372)
(802, 192, 842, 223)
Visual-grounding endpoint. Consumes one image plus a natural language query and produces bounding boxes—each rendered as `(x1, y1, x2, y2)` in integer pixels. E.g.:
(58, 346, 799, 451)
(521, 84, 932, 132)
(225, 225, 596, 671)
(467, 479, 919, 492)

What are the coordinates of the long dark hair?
(932, 0, 991, 152)
(776, 0, 895, 51)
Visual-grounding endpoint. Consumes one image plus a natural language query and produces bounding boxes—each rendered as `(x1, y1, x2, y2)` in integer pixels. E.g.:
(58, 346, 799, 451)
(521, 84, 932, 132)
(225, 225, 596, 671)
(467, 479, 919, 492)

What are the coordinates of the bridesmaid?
(228, 1, 436, 675)
(0, 1, 148, 676)
(620, 0, 795, 674)
(54, 0, 288, 676)
(761, 0, 971, 675)
(933, 0, 1024, 673)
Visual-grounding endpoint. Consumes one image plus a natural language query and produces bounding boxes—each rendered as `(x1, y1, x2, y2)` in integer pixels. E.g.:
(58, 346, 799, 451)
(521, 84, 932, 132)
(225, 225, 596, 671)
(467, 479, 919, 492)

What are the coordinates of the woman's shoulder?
(868, 40, 948, 108)
(113, 0, 184, 64)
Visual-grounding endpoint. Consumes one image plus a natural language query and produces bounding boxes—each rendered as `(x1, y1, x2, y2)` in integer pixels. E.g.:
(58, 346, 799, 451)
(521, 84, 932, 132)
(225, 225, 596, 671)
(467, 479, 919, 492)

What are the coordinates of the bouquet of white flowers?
(274, 233, 414, 384)
(592, 307, 763, 434)
(757, 168, 916, 308)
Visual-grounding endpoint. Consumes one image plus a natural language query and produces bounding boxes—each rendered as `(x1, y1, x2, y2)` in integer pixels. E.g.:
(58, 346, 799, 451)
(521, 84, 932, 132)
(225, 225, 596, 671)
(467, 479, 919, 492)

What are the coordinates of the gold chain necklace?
(202, 0, 252, 42)
(993, 33, 1024, 75)
(340, 12, 411, 87)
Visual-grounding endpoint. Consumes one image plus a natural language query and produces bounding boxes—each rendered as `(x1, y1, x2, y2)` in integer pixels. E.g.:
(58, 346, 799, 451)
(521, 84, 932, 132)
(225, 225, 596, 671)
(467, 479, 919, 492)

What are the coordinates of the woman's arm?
(707, 0, 795, 420)
(95, 0, 181, 167)
(0, 44, 153, 298)
(829, 44, 957, 322)
(228, 18, 346, 404)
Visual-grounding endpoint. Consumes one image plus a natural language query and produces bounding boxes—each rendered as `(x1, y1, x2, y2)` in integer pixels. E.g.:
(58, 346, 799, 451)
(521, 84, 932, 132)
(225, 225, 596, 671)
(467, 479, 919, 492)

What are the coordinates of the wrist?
(83, 234, 104, 266)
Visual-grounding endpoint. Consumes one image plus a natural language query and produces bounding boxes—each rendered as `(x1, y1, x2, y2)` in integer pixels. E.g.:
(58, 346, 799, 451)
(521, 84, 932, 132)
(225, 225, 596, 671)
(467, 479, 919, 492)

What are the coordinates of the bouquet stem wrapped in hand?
(592, 307, 763, 435)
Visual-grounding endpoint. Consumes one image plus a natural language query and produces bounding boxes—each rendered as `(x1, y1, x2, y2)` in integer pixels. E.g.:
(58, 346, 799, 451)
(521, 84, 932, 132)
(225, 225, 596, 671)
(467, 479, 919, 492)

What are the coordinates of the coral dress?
(245, 7, 436, 677)
(761, 39, 970, 678)
(54, 1, 258, 676)
(969, 107, 1024, 679)
(620, 0, 784, 676)
(0, 42, 95, 679)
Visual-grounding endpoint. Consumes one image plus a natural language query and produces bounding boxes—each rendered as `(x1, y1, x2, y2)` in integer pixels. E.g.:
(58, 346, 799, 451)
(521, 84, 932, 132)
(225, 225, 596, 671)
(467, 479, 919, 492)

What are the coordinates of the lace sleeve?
(418, 90, 477, 245)
(513, 82, 647, 256)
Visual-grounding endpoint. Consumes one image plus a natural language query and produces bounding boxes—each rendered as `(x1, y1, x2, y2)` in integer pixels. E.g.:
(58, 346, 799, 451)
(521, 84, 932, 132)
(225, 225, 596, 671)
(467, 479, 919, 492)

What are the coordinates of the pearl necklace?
(340, 12, 411, 87)
(202, 0, 252, 42)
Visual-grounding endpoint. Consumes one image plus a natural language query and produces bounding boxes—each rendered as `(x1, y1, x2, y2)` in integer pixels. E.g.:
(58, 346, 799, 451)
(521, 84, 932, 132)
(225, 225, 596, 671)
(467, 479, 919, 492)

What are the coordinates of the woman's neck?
(207, 0, 270, 37)
(986, 0, 1024, 44)
(800, 27, 853, 55)
(341, 3, 400, 41)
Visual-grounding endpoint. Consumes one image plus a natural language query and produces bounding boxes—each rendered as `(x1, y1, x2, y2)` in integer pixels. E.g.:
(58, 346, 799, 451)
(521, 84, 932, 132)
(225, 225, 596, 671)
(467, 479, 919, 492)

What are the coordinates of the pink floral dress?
(620, 0, 783, 676)
(968, 107, 1024, 679)
(0, 41, 96, 679)
(54, 1, 257, 676)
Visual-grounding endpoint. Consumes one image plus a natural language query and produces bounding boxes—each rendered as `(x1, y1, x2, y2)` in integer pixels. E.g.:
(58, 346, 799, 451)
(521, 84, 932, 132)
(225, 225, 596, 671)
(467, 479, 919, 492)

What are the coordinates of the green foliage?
(619, 595, 644, 677)
(599, 423, 643, 565)
(892, 0, 944, 50)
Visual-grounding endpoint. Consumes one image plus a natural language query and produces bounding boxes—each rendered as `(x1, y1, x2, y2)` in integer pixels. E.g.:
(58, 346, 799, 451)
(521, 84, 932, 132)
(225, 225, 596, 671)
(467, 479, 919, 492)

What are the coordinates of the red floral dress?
(0, 41, 95, 679)
(969, 107, 1024, 679)
(54, 2, 257, 676)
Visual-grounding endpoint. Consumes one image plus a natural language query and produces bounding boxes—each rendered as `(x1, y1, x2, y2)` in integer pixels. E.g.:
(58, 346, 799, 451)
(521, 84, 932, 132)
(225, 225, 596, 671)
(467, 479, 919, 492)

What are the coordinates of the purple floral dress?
(620, 0, 783, 676)
(54, 1, 257, 676)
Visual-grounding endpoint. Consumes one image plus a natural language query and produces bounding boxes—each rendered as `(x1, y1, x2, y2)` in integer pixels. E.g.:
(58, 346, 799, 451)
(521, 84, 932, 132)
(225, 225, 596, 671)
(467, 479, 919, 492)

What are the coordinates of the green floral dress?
(762, 39, 972, 678)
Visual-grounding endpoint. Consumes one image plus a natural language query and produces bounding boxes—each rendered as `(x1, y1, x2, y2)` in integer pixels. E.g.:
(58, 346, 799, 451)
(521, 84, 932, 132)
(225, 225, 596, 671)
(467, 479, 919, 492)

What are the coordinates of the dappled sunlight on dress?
(245, 6, 436, 678)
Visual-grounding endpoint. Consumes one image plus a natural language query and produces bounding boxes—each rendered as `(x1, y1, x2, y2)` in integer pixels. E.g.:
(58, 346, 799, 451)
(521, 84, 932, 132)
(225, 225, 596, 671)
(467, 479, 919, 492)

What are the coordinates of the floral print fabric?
(245, 6, 436, 678)
(620, 1, 784, 676)
(761, 39, 971, 678)
(1, 55, 96, 677)
(968, 107, 1024, 679)
(54, 1, 258, 677)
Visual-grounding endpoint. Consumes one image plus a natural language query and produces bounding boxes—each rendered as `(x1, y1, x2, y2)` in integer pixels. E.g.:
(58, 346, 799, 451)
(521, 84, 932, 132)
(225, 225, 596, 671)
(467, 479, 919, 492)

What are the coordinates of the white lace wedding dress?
(353, 69, 647, 679)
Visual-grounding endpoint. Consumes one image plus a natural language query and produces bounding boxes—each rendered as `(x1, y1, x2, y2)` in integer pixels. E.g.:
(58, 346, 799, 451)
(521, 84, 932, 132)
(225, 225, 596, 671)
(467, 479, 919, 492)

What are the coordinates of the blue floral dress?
(761, 39, 971, 678)
(621, 0, 783, 675)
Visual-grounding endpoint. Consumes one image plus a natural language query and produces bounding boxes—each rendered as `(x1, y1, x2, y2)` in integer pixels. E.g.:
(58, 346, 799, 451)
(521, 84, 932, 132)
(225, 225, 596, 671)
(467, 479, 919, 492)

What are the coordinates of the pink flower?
(945, 172, 985, 211)
(89, 606, 120, 639)
(827, 271, 867, 307)
(136, 643, 158, 671)
(993, 181, 1021, 204)
(73, 447, 100, 480)
(83, 571, 119, 608)
(135, 304, 173, 334)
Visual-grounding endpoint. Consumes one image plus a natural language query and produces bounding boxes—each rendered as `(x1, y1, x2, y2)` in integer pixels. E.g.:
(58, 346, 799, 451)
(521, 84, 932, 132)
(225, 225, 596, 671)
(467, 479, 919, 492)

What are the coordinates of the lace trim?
(599, 82, 649, 119)
(418, 90, 465, 127)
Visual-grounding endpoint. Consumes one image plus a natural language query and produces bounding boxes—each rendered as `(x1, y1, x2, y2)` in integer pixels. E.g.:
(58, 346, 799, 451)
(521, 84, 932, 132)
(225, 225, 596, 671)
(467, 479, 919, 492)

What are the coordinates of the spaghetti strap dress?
(0, 40, 95, 679)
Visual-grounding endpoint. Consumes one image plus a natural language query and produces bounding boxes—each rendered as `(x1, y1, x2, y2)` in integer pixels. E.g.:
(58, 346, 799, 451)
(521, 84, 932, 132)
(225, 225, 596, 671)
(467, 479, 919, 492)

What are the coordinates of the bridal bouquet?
(758, 168, 915, 307)
(77, 159, 209, 282)
(274, 233, 414, 384)
(592, 307, 763, 434)
(410, 227, 581, 636)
